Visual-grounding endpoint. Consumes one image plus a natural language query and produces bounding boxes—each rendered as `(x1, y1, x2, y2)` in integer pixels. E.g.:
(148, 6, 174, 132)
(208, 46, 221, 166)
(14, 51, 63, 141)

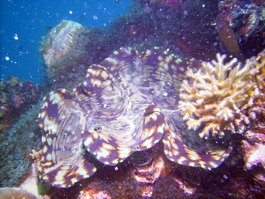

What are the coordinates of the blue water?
(0, 0, 131, 84)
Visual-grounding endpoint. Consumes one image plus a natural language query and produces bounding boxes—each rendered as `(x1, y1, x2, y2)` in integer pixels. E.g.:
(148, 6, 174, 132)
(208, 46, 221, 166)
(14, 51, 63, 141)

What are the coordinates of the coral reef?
(219, 0, 265, 39)
(35, 47, 232, 189)
(40, 20, 83, 67)
(0, 76, 39, 132)
(0, 103, 42, 187)
(0, 76, 50, 188)
(35, 143, 265, 198)
(40, 1, 264, 90)
(217, 0, 265, 59)
(243, 140, 265, 170)
(33, 47, 265, 197)
(40, 20, 105, 90)
(178, 48, 265, 189)
(2, 0, 265, 198)
(178, 49, 265, 138)
(239, 100, 265, 186)
(107, 0, 219, 59)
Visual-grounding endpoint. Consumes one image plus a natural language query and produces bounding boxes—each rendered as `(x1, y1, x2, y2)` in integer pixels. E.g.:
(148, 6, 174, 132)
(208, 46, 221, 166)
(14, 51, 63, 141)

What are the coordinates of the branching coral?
(178, 50, 265, 138)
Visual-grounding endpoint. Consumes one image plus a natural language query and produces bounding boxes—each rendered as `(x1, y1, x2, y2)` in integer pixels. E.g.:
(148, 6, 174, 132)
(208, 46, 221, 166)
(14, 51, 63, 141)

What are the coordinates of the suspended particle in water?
(14, 34, 19, 40)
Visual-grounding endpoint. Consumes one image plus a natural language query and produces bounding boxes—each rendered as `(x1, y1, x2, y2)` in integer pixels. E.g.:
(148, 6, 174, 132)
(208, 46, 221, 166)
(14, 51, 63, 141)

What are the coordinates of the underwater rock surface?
(40, 20, 105, 90)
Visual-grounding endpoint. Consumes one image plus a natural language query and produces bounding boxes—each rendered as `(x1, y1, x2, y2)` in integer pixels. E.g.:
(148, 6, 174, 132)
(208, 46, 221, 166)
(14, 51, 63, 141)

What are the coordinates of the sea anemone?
(178, 49, 265, 138)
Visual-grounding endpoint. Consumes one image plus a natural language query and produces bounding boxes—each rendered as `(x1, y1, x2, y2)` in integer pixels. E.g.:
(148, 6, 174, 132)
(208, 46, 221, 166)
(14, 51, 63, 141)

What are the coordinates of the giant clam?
(36, 47, 231, 188)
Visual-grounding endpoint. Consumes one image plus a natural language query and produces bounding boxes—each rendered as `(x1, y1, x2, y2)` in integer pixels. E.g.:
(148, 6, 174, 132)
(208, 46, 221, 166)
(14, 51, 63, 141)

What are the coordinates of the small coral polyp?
(178, 50, 265, 138)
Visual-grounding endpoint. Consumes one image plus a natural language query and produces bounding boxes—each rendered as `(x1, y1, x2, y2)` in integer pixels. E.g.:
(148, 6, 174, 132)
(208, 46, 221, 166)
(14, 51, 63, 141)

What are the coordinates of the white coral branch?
(178, 51, 264, 138)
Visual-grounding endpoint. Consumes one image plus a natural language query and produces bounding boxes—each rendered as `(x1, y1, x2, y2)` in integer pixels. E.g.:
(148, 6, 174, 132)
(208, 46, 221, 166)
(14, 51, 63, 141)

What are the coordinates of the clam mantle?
(36, 47, 231, 188)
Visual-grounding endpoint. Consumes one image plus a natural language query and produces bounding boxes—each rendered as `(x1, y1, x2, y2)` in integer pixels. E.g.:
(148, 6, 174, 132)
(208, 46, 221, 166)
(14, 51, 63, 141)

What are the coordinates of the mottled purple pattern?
(37, 47, 231, 187)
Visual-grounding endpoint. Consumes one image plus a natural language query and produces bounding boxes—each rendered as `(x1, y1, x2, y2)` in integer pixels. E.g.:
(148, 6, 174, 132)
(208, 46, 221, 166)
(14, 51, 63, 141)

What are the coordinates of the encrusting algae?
(178, 49, 265, 139)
